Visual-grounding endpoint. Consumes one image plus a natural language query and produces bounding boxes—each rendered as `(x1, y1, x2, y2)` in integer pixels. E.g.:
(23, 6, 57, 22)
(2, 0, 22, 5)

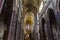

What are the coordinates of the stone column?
(32, 14, 39, 40)
(7, 10, 17, 40)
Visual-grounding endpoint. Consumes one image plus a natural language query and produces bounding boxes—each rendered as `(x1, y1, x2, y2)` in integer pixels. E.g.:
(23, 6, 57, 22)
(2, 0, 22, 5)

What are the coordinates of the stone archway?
(47, 8, 57, 30)
(39, 17, 46, 40)
(0, 0, 13, 40)
(47, 8, 57, 40)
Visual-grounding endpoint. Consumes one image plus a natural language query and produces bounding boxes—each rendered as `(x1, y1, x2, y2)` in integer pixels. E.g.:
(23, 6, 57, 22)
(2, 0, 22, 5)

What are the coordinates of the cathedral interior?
(0, 0, 60, 40)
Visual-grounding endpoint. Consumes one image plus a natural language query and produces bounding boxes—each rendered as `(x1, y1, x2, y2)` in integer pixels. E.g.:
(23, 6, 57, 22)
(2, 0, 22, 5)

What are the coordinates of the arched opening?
(40, 18, 46, 40)
(47, 8, 57, 29)
(0, 0, 13, 40)
(47, 8, 57, 40)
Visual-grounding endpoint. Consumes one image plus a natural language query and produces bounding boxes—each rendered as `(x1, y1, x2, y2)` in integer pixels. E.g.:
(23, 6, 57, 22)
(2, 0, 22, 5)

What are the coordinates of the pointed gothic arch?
(39, 17, 46, 40)
(47, 8, 57, 40)
(47, 8, 57, 29)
